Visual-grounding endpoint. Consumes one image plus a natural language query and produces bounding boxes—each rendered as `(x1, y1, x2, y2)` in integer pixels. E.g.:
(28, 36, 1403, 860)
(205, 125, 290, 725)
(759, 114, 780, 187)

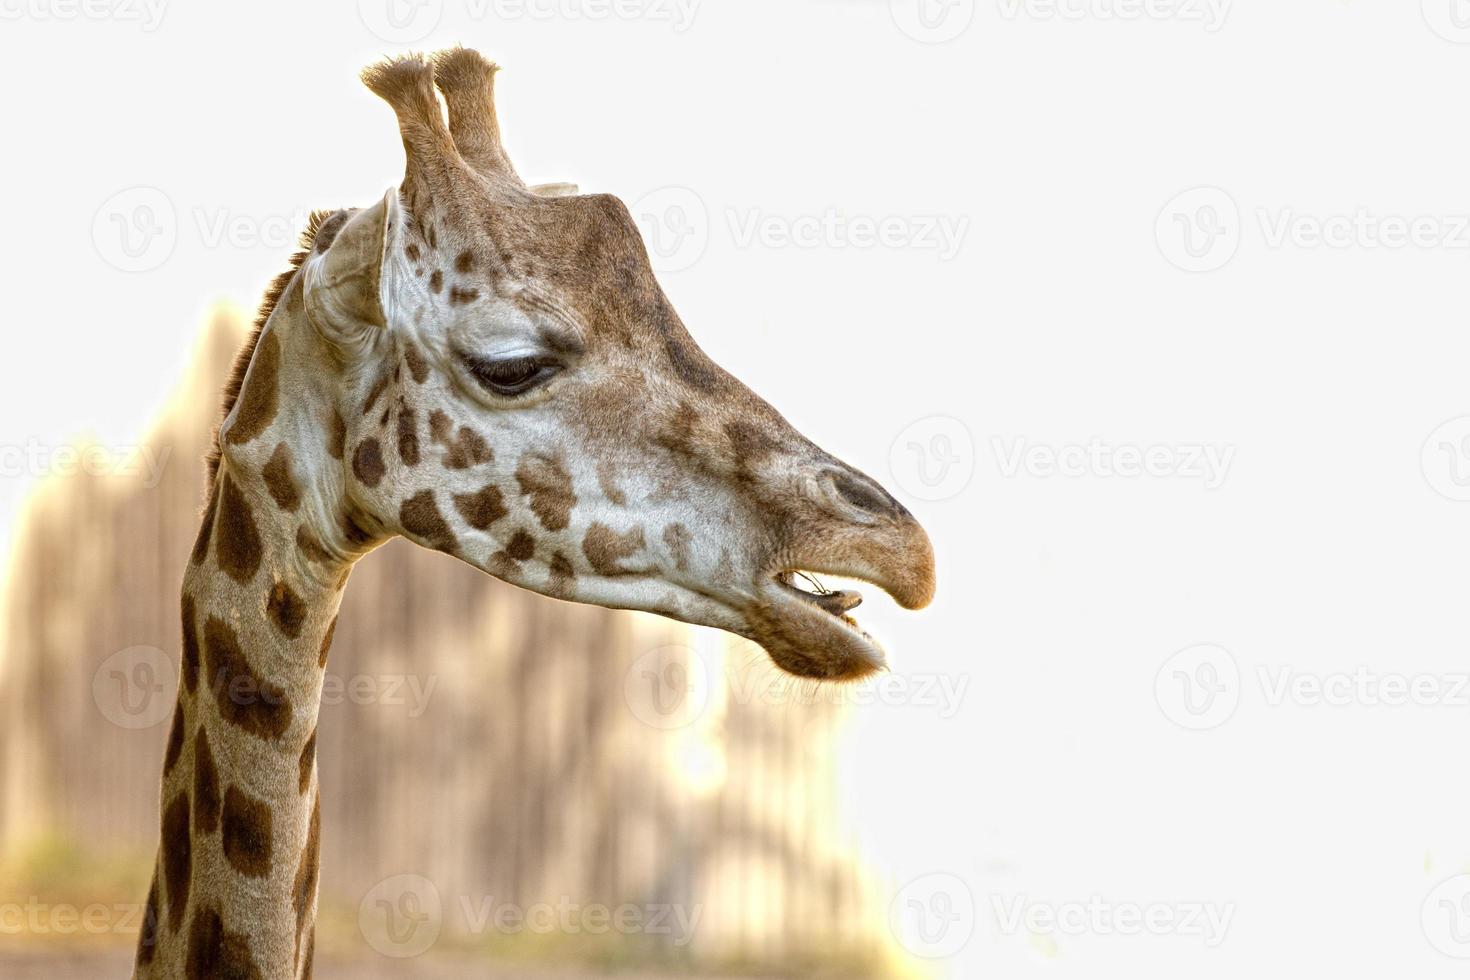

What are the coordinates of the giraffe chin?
(744, 576, 890, 681)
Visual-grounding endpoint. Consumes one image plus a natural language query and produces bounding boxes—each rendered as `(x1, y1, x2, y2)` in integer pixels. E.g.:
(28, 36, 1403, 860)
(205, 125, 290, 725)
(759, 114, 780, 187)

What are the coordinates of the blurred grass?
(0, 835, 909, 978)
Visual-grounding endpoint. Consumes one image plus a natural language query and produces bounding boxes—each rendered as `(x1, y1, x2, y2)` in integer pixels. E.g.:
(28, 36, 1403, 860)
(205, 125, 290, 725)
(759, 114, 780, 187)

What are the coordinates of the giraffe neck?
(137, 440, 353, 978)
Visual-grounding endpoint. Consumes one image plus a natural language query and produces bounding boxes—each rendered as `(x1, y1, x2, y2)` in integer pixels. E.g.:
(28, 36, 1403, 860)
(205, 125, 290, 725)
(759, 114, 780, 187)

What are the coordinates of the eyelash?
(463, 354, 561, 396)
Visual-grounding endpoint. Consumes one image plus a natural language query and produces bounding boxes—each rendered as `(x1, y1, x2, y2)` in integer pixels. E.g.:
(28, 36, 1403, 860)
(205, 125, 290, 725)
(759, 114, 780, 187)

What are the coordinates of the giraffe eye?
(463, 354, 561, 396)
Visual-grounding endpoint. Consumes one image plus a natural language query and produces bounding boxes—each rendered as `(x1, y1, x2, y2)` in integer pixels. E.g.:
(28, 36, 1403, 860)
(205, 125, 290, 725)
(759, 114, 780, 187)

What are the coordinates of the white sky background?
(5, 0, 1470, 976)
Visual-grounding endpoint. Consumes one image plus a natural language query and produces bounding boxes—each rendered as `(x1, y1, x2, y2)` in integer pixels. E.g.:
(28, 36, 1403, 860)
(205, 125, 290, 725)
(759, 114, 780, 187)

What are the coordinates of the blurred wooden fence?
(0, 309, 885, 969)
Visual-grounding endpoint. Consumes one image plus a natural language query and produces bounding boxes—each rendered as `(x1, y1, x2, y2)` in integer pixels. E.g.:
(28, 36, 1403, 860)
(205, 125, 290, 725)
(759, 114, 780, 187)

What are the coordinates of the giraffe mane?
(205, 208, 345, 491)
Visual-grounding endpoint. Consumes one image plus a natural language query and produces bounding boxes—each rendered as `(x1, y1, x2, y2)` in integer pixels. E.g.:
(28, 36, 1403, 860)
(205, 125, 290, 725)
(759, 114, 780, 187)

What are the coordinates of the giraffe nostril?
(829, 469, 907, 520)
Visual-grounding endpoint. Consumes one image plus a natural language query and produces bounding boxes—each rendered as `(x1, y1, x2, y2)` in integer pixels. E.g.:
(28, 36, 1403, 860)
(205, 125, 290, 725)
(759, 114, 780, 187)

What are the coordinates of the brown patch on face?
(181, 594, 200, 694)
(515, 455, 576, 531)
(452, 483, 507, 530)
(161, 792, 191, 931)
(506, 529, 536, 561)
(328, 409, 346, 460)
(405, 243, 421, 263)
(186, 906, 263, 980)
(582, 523, 646, 576)
(596, 460, 628, 506)
(548, 551, 576, 595)
(261, 442, 301, 512)
(449, 285, 480, 305)
(224, 330, 280, 447)
(455, 250, 475, 273)
(163, 701, 185, 775)
(267, 580, 308, 639)
(361, 365, 393, 417)
(216, 473, 263, 585)
(723, 417, 782, 464)
(397, 407, 420, 466)
(222, 784, 273, 878)
(203, 615, 292, 740)
(191, 481, 218, 565)
(135, 875, 159, 967)
(194, 727, 220, 835)
(428, 410, 492, 469)
(298, 726, 317, 794)
(428, 269, 443, 293)
(404, 342, 430, 383)
(292, 792, 321, 968)
(319, 615, 338, 668)
(400, 490, 458, 552)
(352, 438, 385, 487)
(663, 523, 693, 572)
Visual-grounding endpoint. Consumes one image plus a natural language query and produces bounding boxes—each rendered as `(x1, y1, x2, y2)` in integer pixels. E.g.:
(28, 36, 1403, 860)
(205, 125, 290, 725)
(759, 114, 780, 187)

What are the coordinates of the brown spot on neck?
(163, 702, 185, 776)
(161, 792, 191, 931)
(452, 483, 507, 531)
(221, 784, 274, 878)
(292, 793, 321, 970)
(397, 406, 421, 466)
(180, 595, 200, 695)
(191, 482, 218, 565)
(202, 615, 292, 740)
(215, 473, 263, 585)
(327, 410, 347, 460)
(266, 580, 308, 639)
(352, 438, 386, 487)
(404, 342, 431, 383)
(262, 442, 301, 511)
(223, 330, 281, 447)
(186, 905, 264, 980)
(319, 615, 338, 668)
(194, 726, 220, 835)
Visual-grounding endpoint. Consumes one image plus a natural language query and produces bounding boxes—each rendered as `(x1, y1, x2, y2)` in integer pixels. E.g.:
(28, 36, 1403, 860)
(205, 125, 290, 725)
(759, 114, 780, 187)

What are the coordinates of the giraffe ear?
(303, 187, 399, 355)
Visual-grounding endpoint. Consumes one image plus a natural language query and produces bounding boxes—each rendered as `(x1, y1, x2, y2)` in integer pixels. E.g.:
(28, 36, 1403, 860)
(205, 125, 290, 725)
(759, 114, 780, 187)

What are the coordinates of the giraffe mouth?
(774, 570, 865, 621)
(744, 569, 887, 680)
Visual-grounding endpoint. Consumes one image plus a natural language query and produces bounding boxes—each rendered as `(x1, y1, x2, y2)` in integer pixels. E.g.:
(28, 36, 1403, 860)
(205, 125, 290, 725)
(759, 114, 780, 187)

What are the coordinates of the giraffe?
(133, 48, 935, 979)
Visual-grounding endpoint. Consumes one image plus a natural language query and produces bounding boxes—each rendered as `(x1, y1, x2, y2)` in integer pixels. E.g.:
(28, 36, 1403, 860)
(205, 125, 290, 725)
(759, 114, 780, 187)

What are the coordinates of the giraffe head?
(290, 50, 934, 680)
